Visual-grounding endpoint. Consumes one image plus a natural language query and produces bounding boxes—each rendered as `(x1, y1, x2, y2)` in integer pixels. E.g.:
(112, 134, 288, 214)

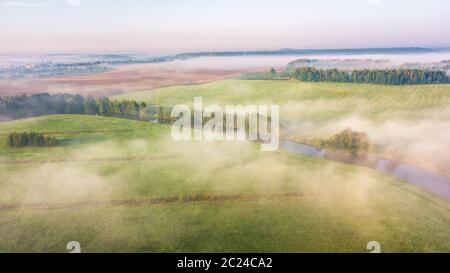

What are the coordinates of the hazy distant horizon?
(2, 0, 450, 54)
(1, 43, 449, 56)
(1, 46, 450, 57)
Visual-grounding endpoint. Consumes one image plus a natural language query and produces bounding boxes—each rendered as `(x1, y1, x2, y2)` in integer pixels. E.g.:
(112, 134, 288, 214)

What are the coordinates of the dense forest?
(0, 93, 148, 121)
(292, 67, 448, 85)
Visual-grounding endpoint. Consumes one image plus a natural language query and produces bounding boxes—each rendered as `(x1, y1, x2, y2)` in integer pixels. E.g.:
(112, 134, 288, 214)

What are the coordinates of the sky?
(1, 0, 449, 54)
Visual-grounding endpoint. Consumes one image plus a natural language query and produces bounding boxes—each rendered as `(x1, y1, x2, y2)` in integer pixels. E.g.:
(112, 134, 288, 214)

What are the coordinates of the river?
(281, 140, 450, 201)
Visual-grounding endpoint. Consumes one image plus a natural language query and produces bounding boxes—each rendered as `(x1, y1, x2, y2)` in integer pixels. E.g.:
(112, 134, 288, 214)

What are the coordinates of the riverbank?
(281, 139, 450, 201)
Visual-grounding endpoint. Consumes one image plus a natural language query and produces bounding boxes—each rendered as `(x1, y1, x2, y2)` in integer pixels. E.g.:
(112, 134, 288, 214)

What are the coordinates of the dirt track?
(0, 154, 253, 165)
(0, 129, 130, 136)
(0, 192, 346, 212)
(0, 155, 181, 165)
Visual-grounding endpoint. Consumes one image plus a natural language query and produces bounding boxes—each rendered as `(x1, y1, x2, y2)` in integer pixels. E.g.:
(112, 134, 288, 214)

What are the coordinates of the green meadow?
(114, 80, 450, 176)
(113, 80, 450, 123)
(0, 115, 449, 252)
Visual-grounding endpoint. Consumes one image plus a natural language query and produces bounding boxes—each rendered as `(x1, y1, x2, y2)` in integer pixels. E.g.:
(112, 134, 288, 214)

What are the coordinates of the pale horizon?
(1, 0, 450, 54)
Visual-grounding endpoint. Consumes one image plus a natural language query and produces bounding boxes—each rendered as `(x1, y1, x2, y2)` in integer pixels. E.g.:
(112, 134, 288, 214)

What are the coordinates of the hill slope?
(113, 80, 450, 176)
(0, 115, 448, 252)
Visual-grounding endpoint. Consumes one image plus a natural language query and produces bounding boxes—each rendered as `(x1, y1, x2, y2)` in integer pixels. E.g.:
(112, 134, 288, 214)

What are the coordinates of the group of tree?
(314, 128, 371, 156)
(0, 93, 147, 121)
(7, 132, 58, 148)
(155, 106, 176, 124)
(292, 67, 448, 85)
(239, 67, 291, 80)
(0, 93, 84, 120)
(83, 96, 147, 120)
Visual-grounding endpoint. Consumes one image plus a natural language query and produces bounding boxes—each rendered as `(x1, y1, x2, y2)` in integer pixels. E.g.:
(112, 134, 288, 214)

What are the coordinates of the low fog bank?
(283, 105, 450, 176)
(0, 132, 398, 213)
(1, 125, 447, 253)
(2, 51, 450, 97)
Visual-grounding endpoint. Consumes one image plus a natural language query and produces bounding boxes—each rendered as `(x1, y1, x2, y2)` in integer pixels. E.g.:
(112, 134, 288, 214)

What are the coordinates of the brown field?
(0, 56, 293, 97)
(0, 64, 243, 97)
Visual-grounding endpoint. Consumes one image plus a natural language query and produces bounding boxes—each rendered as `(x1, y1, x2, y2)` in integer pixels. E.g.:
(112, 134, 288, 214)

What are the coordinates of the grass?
(113, 79, 450, 176)
(112, 79, 450, 123)
(0, 115, 166, 161)
(0, 115, 449, 252)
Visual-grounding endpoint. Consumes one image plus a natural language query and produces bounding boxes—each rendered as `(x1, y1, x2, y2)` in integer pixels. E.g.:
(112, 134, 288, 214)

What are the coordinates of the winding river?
(281, 140, 450, 201)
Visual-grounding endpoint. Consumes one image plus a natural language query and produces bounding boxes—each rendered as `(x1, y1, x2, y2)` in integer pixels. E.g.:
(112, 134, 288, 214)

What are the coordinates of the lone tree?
(270, 67, 277, 76)
(315, 128, 371, 156)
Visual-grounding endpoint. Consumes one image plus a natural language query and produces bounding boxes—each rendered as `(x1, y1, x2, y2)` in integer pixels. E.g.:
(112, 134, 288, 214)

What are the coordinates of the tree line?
(7, 132, 58, 148)
(1, 93, 266, 126)
(292, 67, 448, 85)
(0, 93, 149, 121)
(83, 96, 147, 120)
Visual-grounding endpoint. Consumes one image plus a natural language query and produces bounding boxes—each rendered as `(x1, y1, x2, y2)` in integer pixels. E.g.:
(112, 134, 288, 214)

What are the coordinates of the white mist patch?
(0, 163, 112, 205)
(171, 97, 280, 151)
(127, 139, 150, 154)
(284, 106, 450, 176)
(72, 141, 123, 160)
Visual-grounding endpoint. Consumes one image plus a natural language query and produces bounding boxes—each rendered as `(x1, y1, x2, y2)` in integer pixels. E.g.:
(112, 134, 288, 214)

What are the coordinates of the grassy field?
(0, 115, 449, 252)
(113, 80, 450, 122)
(114, 80, 450, 176)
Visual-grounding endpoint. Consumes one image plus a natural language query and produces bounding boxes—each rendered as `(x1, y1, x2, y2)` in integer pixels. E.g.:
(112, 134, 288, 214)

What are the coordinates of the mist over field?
(1, 0, 449, 254)
(0, 50, 449, 102)
(2, 51, 450, 72)
(0, 117, 448, 252)
(282, 104, 450, 175)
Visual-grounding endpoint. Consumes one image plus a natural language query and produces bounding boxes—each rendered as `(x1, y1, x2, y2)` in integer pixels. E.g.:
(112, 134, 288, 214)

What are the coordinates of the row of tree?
(292, 67, 449, 85)
(83, 96, 147, 120)
(7, 132, 59, 148)
(0, 93, 148, 121)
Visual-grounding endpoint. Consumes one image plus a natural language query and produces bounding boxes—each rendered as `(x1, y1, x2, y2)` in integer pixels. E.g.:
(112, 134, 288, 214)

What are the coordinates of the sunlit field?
(0, 115, 449, 252)
(115, 80, 450, 116)
(1, 0, 450, 260)
(115, 80, 450, 176)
